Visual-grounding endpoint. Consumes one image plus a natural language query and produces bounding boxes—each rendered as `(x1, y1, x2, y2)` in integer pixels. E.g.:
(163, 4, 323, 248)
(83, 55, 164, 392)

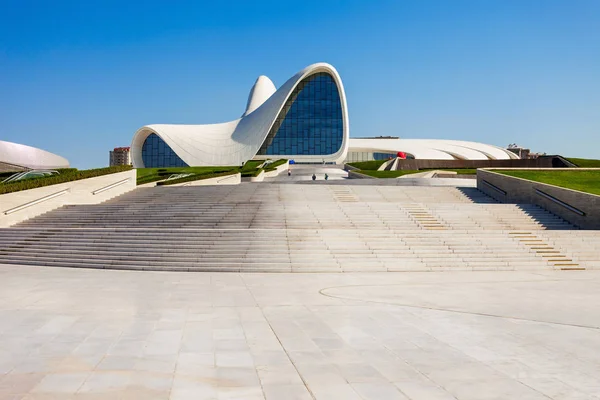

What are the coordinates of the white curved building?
(0, 140, 70, 172)
(131, 63, 518, 168)
(132, 63, 349, 167)
(346, 138, 520, 162)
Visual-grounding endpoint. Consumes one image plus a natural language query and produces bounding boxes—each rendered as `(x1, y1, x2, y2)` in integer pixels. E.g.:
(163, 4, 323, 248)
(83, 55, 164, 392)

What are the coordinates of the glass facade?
(141, 133, 188, 168)
(257, 72, 343, 156)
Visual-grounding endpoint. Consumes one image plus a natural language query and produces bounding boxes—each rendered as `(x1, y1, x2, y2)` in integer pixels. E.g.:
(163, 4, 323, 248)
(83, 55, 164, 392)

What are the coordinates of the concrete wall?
(263, 160, 290, 178)
(170, 173, 241, 186)
(477, 169, 600, 229)
(395, 156, 570, 170)
(0, 170, 137, 227)
(347, 170, 375, 179)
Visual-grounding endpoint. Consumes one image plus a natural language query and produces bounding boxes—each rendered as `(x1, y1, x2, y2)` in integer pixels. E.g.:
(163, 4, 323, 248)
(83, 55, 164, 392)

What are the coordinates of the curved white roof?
(243, 75, 276, 117)
(348, 138, 519, 160)
(132, 63, 350, 167)
(0, 140, 70, 170)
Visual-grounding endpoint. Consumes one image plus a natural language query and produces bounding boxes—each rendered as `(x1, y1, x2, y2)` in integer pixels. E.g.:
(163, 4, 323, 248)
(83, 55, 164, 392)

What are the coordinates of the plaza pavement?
(1, 265, 600, 400)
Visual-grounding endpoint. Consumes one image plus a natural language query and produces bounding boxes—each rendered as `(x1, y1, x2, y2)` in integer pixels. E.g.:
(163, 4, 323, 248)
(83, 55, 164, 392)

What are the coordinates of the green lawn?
(565, 157, 600, 168)
(240, 160, 264, 172)
(137, 166, 239, 185)
(493, 170, 600, 196)
(136, 159, 285, 185)
(347, 160, 388, 170)
(264, 159, 287, 171)
(156, 170, 239, 186)
(440, 169, 477, 175)
(357, 168, 477, 179)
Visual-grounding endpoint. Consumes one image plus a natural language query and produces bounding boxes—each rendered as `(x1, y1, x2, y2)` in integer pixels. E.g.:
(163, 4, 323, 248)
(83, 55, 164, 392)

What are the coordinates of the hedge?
(0, 167, 78, 181)
(0, 165, 133, 195)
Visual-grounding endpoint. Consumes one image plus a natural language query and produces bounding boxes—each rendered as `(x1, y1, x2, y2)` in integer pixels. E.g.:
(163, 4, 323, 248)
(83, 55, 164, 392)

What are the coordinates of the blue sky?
(1, 0, 599, 168)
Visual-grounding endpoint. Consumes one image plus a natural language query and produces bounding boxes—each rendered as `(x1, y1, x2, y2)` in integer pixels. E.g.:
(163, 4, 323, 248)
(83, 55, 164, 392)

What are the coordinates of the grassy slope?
(494, 170, 600, 196)
(137, 159, 281, 184)
(264, 159, 287, 171)
(137, 166, 239, 185)
(565, 158, 600, 168)
(358, 169, 477, 178)
(347, 160, 388, 170)
(240, 160, 264, 172)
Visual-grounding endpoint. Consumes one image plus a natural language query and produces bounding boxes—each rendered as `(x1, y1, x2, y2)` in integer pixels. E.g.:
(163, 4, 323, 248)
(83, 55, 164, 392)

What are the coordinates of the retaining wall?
(0, 170, 137, 227)
(347, 170, 375, 179)
(170, 173, 241, 186)
(264, 160, 290, 178)
(395, 156, 571, 170)
(477, 169, 600, 229)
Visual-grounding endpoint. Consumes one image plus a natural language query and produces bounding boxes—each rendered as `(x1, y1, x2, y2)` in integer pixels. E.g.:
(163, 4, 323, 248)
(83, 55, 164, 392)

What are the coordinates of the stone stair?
(0, 184, 596, 272)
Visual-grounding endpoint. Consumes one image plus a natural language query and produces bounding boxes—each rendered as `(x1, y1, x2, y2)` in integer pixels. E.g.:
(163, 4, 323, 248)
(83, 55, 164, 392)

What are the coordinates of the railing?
(481, 180, 507, 196)
(535, 188, 586, 216)
(3, 189, 69, 215)
(217, 174, 238, 183)
(92, 178, 131, 195)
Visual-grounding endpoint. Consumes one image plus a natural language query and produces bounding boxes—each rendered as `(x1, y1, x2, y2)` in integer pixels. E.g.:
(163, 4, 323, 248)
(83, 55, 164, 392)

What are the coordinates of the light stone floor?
(1, 265, 600, 400)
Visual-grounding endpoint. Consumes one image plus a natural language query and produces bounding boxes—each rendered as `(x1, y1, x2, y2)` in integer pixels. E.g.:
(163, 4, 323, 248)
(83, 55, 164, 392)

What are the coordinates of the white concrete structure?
(0, 169, 136, 227)
(0, 140, 70, 171)
(132, 63, 350, 167)
(347, 138, 520, 162)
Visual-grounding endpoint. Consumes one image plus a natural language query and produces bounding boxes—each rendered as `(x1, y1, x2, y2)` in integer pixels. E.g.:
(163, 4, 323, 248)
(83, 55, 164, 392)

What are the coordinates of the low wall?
(395, 156, 571, 170)
(0, 170, 137, 227)
(348, 170, 375, 179)
(264, 160, 290, 178)
(477, 169, 600, 229)
(171, 173, 241, 186)
(241, 170, 265, 182)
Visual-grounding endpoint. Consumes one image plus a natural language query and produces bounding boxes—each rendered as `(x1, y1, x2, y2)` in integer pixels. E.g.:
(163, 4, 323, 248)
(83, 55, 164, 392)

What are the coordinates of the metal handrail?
(92, 178, 131, 195)
(3, 189, 69, 215)
(481, 180, 507, 196)
(535, 189, 586, 216)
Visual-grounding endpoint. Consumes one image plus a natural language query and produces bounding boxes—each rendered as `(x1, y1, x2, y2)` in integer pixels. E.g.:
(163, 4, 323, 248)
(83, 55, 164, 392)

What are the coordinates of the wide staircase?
(0, 184, 597, 272)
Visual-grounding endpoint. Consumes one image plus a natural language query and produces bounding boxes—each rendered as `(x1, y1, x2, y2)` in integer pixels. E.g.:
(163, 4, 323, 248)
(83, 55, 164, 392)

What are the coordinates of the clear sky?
(1, 0, 599, 169)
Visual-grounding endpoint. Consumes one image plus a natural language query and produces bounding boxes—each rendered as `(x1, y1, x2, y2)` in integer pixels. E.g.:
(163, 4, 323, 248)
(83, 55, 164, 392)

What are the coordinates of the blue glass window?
(373, 152, 397, 160)
(141, 133, 188, 168)
(257, 72, 343, 156)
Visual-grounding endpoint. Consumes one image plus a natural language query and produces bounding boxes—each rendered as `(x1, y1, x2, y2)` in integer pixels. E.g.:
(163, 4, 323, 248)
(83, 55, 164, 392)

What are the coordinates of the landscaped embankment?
(0, 168, 136, 227)
(477, 168, 600, 229)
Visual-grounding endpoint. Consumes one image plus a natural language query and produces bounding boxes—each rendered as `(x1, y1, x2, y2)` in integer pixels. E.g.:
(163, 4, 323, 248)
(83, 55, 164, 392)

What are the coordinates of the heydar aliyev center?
(131, 63, 518, 167)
